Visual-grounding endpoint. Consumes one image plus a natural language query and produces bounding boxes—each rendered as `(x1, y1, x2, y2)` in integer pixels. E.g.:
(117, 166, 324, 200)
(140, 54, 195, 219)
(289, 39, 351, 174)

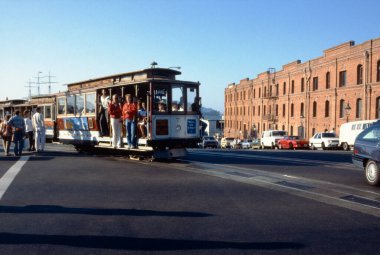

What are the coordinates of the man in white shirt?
(32, 107, 46, 152)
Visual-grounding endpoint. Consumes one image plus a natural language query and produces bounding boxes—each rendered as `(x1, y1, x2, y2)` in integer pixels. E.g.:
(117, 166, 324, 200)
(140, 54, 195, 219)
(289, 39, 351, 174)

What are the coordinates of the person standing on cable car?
(99, 89, 110, 136)
(108, 94, 122, 149)
(122, 94, 137, 149)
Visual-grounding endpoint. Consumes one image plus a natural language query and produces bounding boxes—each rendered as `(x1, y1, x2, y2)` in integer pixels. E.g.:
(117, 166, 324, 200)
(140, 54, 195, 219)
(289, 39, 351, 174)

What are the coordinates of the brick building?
(224, 38, 380, 140)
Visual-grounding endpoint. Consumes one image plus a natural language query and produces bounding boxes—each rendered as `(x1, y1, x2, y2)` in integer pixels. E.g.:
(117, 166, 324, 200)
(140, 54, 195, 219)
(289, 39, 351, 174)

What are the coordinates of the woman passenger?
(1, 114, 12, 156)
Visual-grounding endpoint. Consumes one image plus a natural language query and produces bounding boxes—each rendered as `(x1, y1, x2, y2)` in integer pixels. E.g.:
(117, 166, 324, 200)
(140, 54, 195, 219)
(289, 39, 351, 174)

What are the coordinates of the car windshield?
(289, 136, 300, 140)
(272, 131, 287, 136)
(225, 138, 234, 141)
(204, 137, 215, 140)
(322, 133, 337, 138)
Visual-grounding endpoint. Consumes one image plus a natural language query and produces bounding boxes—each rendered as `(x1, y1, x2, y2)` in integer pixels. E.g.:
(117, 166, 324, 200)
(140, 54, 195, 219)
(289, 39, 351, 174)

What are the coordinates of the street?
(0, 144, 380, 254)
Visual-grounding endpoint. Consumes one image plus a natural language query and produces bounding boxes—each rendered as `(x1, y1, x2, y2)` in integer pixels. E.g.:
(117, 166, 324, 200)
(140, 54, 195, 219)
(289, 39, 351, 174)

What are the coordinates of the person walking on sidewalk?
(1, 115, 12, 156)
(24, 110, 35, 151)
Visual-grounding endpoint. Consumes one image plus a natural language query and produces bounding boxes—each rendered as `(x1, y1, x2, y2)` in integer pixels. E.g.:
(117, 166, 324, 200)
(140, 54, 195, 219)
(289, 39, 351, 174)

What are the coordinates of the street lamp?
(345, 103, 351, 122)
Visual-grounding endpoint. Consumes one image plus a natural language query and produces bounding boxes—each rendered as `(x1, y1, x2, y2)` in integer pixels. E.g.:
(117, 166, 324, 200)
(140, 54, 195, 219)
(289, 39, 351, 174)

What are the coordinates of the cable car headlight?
(176, 124, 181, 131)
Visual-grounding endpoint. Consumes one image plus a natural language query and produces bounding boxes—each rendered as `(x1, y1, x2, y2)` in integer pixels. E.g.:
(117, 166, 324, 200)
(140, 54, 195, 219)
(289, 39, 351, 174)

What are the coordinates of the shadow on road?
(0, 205, 213, 217)
(0, 232, 306, 251)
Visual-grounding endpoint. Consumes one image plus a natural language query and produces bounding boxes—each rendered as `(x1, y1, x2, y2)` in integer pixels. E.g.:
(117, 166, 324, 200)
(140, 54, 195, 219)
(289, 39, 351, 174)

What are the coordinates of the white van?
(339, 119, 377, 150)
(261, 130, 288, 149)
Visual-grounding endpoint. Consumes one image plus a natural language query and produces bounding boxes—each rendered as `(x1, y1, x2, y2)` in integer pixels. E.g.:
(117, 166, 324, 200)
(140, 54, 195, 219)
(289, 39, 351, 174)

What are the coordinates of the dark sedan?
(352, 120, 380, 186)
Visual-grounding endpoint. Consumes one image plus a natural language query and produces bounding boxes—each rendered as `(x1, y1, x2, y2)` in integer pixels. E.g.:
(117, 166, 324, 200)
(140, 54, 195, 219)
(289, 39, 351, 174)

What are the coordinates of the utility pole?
(31, 71, 58, 95)
(25, 79, 36, 100)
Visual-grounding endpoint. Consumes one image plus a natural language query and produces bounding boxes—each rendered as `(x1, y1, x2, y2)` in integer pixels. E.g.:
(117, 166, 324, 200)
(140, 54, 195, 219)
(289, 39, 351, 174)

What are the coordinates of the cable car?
(56, 66, 201, 159)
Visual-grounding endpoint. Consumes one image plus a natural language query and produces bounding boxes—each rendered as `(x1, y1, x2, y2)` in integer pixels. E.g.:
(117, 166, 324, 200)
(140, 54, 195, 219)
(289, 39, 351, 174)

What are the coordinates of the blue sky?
(1, 0, 380, 112)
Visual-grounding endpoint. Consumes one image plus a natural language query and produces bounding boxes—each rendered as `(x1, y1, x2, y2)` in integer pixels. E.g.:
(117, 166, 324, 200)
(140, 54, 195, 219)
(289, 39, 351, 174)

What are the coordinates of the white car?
(309, 132, 339, 150)
(241, 139, 253, 149)
(261, 130, 287, 149)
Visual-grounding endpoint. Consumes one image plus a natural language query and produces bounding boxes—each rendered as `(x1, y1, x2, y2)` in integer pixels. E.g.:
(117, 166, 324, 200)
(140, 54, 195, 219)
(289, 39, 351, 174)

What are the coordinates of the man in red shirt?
(122, 94, 137, 149)
(108, 94, 122, 148)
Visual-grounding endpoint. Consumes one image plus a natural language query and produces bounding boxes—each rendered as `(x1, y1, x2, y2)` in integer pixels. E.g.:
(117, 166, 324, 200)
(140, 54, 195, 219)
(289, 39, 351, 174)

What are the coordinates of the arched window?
(313, 101, 317, 117)
(357, 64, 363, 84)
(326, 72, 330, 89)
(301, 78, 305, 92)
(376, 97, 380, 118)
(283, 82, 286, 95)
(290, 126, 293, 136)
(264, 86, 267, 97)
(275, 104, 278, 116)
(356, 98, 362, 119)
(377, 60, 380, 82)
(300, 102, 304, 117)
(291, 80, 295, 94)
(339, 99, 345, 118)
(290, 103, 294, 117)
(325, 100, 330, 117)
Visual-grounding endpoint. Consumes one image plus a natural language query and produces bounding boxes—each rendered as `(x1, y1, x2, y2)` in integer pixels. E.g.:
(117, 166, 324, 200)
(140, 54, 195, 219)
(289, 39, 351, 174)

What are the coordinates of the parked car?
(251, 138, 261, 149)
(199, 136, 219, 149)
(278, 136, 309, 150)
(309, 132, 339, 150)
(220, 137, 234, 149)
(339, 119, 377, 151)
(241, 139, 253, 149)
(230, 139, 242, 149)
(352, 120, 380, 186)
(261, 130, 288, 149)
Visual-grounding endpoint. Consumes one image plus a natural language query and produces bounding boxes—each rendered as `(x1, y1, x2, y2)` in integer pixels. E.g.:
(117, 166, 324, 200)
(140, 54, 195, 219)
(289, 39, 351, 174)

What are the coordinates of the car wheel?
(271, 142, 275, 149)
(321, 142, 326, 150)
(342, 142, 350, 151)
(289, 143, 294, 150)
(261, 143, 265, 149)
(311, 143, 316, 150)
(278, 144, 282, 150)
(365, 160, 380, 186)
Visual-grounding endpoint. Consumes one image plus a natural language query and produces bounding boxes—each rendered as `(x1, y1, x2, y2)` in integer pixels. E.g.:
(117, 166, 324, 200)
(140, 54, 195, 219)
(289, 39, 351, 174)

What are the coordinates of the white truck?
(261, 130, 288, 149)
(339, 119, 377, 150)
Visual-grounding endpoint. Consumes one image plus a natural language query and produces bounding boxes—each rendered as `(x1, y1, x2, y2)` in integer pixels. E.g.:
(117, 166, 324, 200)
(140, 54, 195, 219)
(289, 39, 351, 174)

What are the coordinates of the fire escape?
(262, 68, 278, 130)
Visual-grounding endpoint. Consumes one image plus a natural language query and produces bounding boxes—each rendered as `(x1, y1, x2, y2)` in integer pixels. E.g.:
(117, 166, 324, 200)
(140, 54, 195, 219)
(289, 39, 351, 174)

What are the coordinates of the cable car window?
(85, 93, 96, 114)
(58, 97, 66, 115)
(153, 87, 168, 113)
(187, 87, 199, 113)
(45, 105, 52, 119)
(76, 94, 85, 115)
(172, 85, 184, 112)
(67, 95, 75, 114)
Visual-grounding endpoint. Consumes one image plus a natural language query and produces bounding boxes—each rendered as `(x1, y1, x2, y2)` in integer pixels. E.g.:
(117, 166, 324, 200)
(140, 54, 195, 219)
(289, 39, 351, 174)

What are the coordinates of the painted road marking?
(0, 156, 29, 200)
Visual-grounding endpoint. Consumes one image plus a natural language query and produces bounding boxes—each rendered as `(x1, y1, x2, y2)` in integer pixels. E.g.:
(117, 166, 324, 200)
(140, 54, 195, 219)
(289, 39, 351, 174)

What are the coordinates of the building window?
(326, 72, 330, 89)
(276, 84, 279, 96)
(377, 60, 380, 82)
(253, 89, 256, 98)
(283, 82, 286, 95)
(313, 77, 318, 91)
(356, 98, 362, 119)
(312, 128, 316, 136)
(282, 104, 285, 117)
(357, 65, 363, 85)
(258, 106, 260, 116)
(291, 80, 295, 94)
(282, 125, 285, 131)
(313, 101, 317, 117)
(300, 102, 304, 117)
(290, 103, 294, 117)
(339, 99, 345, 118)
(253, 106, 255, 116)
(376, 97, 380, 118)
(264, 105, 266, 115)
(290, 126, 293, 136)
(275, 104, 278, 116)
(259, 88, 261, 98)
(264, 86, 267, 97)
(325, 100, 330, 117)
(301, 78, 305, 92)
(339, 71, 347, 87)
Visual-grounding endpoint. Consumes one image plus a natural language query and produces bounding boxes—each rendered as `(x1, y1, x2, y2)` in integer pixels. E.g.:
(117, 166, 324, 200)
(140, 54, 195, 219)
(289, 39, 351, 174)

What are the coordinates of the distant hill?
(201, 107, 223, 120)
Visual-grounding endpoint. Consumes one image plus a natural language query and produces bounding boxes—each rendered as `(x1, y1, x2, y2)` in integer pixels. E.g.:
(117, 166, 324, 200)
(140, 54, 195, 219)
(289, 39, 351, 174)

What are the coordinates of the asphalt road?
(0, 144, 380, 254)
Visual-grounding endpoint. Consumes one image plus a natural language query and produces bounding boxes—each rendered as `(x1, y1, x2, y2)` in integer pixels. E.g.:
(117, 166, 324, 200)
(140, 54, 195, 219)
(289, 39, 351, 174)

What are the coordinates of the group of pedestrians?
(0, 108, 45, 156)
(107, 93, 147, 149)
